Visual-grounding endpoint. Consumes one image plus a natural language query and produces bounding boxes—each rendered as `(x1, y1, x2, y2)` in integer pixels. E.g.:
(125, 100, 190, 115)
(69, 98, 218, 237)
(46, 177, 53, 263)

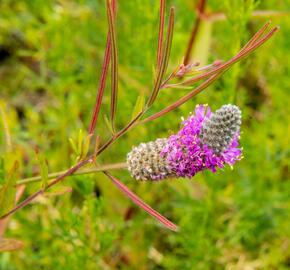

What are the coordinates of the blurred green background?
(0, 0, 289, 269)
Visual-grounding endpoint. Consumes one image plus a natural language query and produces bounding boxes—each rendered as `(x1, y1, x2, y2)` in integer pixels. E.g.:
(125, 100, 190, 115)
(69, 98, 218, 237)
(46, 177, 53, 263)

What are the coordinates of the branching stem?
(16, 163, 127, 186)
(0, 11, 278, 233)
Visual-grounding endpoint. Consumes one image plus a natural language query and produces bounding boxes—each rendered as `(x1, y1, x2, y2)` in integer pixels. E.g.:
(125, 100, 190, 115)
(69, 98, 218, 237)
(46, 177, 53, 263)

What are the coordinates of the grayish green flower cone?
(126, 138, 174, 181)
(200, 104, 242, 154)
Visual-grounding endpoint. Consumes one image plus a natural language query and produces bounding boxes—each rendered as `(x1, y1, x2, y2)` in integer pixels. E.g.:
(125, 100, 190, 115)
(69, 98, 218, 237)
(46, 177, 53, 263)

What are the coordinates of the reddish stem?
(0, 111, 144, 220)
(162, 22, 271, 90)
(142, 26, 278, 123)
(88, 0, 116, 135)
(88, 37, 111, 134)
(157, 0, 166, 69)
(107, 0, 118, 132)
(183, 0, 207, 65)
(104, 172, 178, 231)
(165, 25, 277, 89)
(146, 7, 175, 107)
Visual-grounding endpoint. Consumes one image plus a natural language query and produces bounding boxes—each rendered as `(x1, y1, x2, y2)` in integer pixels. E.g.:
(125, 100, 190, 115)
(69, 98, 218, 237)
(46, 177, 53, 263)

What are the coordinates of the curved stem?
(16, 162, 127, 186)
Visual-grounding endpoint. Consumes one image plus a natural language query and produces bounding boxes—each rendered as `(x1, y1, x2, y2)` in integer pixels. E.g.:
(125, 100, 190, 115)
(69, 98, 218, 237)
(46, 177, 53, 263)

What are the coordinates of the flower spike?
(127, 104, 242, 180)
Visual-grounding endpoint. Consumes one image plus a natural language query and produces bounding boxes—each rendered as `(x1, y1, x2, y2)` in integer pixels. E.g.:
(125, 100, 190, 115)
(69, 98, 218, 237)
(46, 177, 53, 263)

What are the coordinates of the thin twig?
(240, 21, 271, 52)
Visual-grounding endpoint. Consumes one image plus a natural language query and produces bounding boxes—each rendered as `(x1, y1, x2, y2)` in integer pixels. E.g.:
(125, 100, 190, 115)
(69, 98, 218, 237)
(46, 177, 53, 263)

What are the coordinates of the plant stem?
(156, 0, 166, 69)
(107, 0, 118, 132)
(16, 162, 127, 186)
(104, 171, 178, 231)
(140, 24, 278, 124)
(184, 0, 207, 65)
(1, 159, 89, 219)
(88, 0, 116, 135)
(146, 7, 175, 107)
(166, 24, 277, 89)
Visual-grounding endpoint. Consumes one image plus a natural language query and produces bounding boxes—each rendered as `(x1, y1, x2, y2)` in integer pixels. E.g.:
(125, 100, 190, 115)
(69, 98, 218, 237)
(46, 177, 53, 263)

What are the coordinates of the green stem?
(16, 162, 127, 186)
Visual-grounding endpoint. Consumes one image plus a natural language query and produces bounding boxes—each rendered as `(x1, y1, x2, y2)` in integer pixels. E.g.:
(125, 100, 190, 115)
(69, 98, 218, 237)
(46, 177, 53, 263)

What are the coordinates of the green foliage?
(131, 94, 145, 120)
(0, 0, 289, 269)
(35, 149, 49, 188)
(0, 161, 18, 217)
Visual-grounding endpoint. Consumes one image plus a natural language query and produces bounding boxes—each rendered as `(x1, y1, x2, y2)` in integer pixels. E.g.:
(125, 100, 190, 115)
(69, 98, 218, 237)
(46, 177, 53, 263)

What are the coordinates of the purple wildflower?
(127, 104, 242, 181)
(162, 104, 242, 178)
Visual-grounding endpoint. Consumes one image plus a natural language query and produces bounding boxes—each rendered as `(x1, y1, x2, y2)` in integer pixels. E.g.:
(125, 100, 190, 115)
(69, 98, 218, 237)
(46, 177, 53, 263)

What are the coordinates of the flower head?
(163, 104, 242, 178)
(127, 104, 242, 180)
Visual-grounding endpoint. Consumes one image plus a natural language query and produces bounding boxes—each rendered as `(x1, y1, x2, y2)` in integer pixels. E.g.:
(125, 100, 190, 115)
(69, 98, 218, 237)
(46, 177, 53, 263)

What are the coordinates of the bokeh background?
(0, 0, 289, 269)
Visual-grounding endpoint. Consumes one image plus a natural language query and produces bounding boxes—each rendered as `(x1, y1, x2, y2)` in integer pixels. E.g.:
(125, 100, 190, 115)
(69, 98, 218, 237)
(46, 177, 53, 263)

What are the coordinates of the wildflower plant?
(0, 0, 278, 233)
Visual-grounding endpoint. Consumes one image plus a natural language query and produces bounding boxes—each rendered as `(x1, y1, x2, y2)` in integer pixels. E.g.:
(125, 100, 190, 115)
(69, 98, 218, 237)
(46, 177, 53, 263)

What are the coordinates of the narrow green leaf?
(68, 138, 78, 154)
(77, 129, 84, 156)
(104, 114, 114, 135)
(0, 157, 5, 186)
(0, 161, 18, 217)
(80, 134, 92, 160)
(0, 102, 12, 152)
(131, 94, 145, 120)
(35, 150, 49, 189)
